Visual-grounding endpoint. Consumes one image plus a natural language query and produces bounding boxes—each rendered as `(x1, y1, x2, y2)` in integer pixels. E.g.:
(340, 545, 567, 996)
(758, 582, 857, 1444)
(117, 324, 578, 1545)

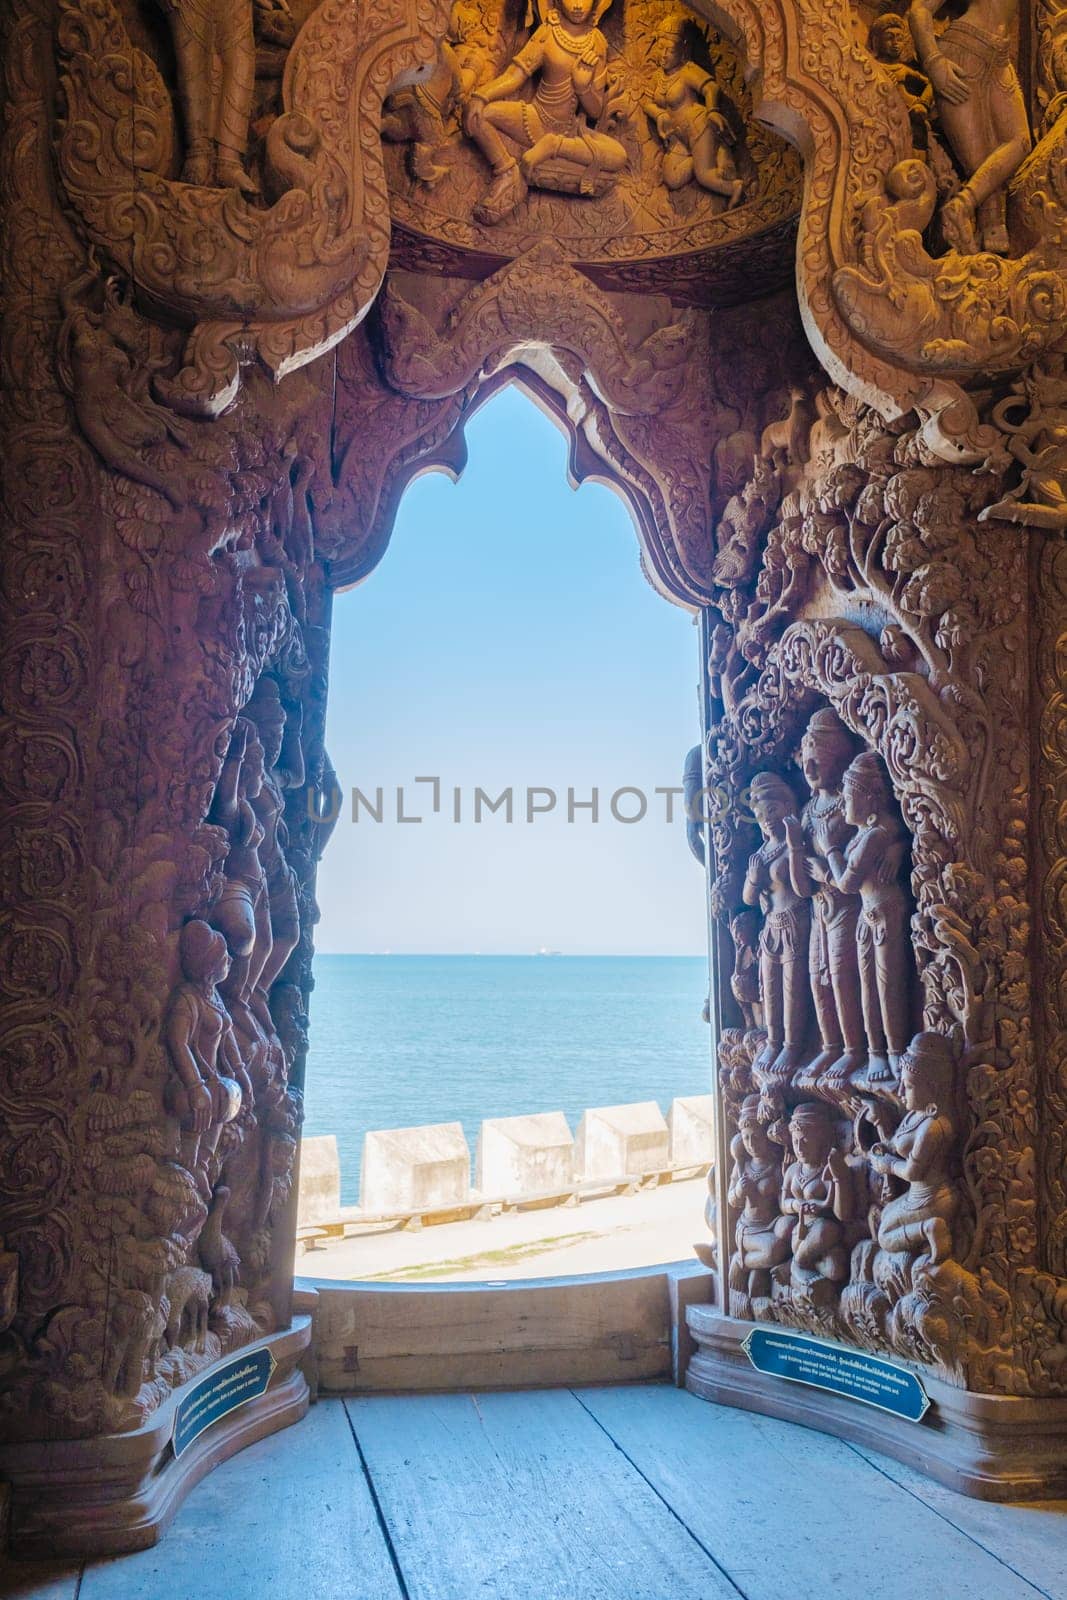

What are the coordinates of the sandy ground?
(298, 1174, 712, 1282)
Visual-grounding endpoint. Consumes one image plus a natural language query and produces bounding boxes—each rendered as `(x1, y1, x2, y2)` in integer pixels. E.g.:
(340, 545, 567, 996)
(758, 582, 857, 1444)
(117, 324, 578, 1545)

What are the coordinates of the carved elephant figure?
(165, 1265, 213, 1352)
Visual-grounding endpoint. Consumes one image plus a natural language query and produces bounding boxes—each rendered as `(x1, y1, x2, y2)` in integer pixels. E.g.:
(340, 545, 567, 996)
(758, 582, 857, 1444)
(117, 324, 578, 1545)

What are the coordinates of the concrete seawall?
(298, 1095, 715, 1235)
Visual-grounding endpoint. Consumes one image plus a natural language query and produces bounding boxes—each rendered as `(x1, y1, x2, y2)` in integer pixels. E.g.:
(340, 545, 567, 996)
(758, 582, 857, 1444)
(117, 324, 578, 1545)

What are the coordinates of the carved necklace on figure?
(546, 14, 596, 54)
(753, 834, 787, 869)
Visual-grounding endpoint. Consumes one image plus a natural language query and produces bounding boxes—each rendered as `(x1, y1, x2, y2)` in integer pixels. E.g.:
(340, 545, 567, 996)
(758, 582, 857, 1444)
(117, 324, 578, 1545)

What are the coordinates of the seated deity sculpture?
(782, 710, 864, 1093)
(743, 771, 811, 1083)
(821, 751, 911, 1089)
(907, 0, 1031, 254)
(869, 1031, 958, 1271)
(773, 1101, 852, 1300)
(164, 920, 248, 1195)
(465, 0, 627, 226)
(727, 1094, 788, 1314)
(641, 17, 743, 204)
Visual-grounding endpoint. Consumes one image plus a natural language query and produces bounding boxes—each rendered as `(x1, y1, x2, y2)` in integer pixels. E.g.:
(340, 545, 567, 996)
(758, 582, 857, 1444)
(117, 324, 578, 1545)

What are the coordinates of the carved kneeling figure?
(727, 1095, 788, 1316)
(773, 1101, 852, 1306)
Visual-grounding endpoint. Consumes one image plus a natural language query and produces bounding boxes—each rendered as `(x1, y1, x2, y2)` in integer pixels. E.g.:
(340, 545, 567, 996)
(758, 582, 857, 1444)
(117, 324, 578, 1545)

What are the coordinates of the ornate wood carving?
(54, 0, 448, 416)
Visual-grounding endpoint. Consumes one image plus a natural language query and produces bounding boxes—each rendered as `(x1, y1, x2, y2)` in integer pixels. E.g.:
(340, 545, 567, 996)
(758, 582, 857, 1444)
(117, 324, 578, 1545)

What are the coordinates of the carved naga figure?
(782, 710, 864, 1094)
(907, 0, 1031, 254)
(641, 15, 742, 204)
(743, 771, 811, 1083)
(465, 0, 627, 225)
(822, 752, 911, 1089)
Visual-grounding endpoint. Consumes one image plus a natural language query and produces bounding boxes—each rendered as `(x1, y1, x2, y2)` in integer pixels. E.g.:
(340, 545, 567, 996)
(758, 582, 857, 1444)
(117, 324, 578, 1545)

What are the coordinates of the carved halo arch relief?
(7, 0, 1067, 1548)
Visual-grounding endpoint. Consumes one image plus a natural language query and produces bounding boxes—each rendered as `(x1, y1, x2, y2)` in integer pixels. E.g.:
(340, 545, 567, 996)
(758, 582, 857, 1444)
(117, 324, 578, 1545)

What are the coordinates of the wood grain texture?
(576, 1385, 1057, 1600)
(345, 1389, 742, 1600)
(314, 1272, 673, 1393)
(850, 1444, 1067, 1600)
(76, 1399, 402, 1600)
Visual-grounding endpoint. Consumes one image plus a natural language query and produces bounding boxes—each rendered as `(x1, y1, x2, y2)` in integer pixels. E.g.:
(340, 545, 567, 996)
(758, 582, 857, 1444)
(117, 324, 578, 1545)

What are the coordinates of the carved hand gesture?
(188, 1080, 214, 1135)
(783, 814, 804, 849)
(929, 54, 970, 107)
(574, 47, 600, 92)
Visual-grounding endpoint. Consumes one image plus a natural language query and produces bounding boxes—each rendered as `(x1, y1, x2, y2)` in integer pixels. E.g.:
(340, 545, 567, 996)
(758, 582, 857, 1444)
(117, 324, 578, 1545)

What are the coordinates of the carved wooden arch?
(318, 244, 777, 607)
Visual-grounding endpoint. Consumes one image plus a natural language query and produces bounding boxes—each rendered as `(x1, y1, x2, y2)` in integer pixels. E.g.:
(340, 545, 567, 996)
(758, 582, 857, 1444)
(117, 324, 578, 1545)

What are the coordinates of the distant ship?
(536, 947, 562, 957)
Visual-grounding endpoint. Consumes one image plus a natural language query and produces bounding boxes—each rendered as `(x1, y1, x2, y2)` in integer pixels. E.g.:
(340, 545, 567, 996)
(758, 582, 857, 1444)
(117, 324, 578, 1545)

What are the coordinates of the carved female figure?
(465, 0, 627, 225)
(743, 771, 811, 1082)
(164, 920, 247, 1191)
(728, 1095, 788, 1312)
(869, 1032, 958, 1268)
(641, 19, 743, 205)
(907, 0, 1031, 254)
(245, 678, 303, 1026)
(822, 752, 911, 1087)
(782, 710, 864, 1092)
(208, 722, 272, 1036)
(774, 1101, 852, 1295)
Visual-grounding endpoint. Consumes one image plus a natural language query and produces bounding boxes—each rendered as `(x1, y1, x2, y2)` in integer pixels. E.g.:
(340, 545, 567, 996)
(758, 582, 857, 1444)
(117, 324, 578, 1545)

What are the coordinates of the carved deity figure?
(382, 0, 494, 184)
(156, 0, 295, 192)
(869, 1032, 958, 1269)
(465, 0, 627, 225)
(743, 771, 811, 1083)
(164, 920, 246, 1192)
(728, 909, 763, 1030)
(641, 17, 743, 204)
(868, 11, 956, 196)
(208, 721, 271, 1037)
(774, 1101, 852, 1297)
(907, 0, 1031, 254)
(728, 1095, 788, 1313)
(245, 677, 303, 1026)
(782, 710, 864, 1093)
(711, 455, 780, 589)
(822, 752, 911, 1087)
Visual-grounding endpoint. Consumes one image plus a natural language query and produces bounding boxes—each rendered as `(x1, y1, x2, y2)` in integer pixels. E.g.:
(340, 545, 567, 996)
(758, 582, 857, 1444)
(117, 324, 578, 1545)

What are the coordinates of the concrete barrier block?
(360, 1122, 471, 1213)
(668, 1095, 716, 1166)
(297, 1134, 341, 1228)
(575, 1101, 669, 1181)
(476, 1112, 574, 1197)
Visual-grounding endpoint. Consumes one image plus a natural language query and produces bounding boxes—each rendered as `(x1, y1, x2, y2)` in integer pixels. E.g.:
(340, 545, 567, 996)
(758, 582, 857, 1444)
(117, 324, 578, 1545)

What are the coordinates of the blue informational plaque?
(742, 1327, 931, 1422)
(172, 1345, 276, 1459)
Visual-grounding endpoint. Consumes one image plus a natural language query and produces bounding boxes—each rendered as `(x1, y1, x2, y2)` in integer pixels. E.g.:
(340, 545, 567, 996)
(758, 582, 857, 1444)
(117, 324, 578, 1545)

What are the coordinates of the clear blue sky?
(317, 383, 708, 955)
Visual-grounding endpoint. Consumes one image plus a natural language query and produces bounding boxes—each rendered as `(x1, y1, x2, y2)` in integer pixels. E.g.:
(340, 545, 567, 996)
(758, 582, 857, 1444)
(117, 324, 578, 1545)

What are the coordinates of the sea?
(302, 954, 712, 1204)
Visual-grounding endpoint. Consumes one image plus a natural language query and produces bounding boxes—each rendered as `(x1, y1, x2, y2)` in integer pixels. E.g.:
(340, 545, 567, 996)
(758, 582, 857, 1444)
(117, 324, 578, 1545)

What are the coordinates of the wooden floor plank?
(346, 1389, 742, 1600)
(0, 1557, 82, 1600)
(576, 1385, 1051, 1600)
(77, 1400, 403, 1600)
(850, 1444, 1067, 1600)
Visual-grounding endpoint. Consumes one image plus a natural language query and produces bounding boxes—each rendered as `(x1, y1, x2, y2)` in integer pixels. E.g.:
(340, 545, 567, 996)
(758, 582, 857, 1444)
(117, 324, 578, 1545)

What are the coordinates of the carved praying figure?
(728, 1094, 788, 1314)
(164, 920, 247, 1192)
(641, 17, 743, 204)
(907, 0, 1031, 254)
(156, 0, 295, 192)
(782, 710, 864, 1094)
(465, 0, 627, 226)
(774, 1101, 852, 1299)
(822, 751, 912, 1088)
(743, 771, 811, 1083)
(869, 1032, 958, 1269)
